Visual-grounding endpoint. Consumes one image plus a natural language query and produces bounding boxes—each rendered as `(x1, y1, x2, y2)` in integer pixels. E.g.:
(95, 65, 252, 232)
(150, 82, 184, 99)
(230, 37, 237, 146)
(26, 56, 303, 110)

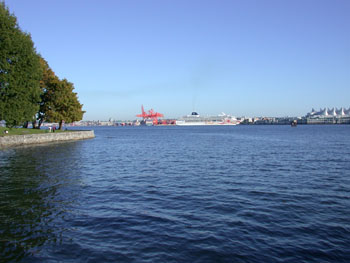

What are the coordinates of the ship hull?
(176, 121, 239, 126)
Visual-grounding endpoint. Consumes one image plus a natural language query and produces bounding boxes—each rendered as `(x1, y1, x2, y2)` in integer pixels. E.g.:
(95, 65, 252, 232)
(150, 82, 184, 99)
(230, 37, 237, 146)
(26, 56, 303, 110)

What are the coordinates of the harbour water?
(1, 125, 350, 262)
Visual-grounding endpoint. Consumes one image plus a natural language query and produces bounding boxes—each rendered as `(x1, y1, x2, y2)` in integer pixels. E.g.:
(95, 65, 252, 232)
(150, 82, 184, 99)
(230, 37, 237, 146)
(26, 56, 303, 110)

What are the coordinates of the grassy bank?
(0, 127, 66, 136)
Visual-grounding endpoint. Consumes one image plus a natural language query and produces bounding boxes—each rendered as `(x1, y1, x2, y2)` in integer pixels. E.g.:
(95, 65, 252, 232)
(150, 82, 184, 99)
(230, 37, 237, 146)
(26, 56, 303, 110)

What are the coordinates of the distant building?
(306, 107, 350, 117)
(305, 107, 350, 124)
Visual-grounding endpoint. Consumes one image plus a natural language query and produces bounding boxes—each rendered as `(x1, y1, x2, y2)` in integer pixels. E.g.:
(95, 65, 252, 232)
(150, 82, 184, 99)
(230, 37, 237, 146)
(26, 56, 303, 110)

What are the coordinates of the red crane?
(136, 105, 164, 125)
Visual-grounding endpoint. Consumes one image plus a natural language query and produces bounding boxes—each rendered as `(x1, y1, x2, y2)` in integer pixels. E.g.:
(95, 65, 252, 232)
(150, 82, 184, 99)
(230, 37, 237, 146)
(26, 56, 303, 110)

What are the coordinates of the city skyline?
(6, 0, 350, 120)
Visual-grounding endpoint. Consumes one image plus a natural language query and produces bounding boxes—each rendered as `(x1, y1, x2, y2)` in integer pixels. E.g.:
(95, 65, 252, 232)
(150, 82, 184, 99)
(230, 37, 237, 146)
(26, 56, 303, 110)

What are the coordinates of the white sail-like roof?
(337, 107, 346, 116)
(321, 108, 328, 116)
(330, 107, 336, 116)
(306, 107, 350, 117)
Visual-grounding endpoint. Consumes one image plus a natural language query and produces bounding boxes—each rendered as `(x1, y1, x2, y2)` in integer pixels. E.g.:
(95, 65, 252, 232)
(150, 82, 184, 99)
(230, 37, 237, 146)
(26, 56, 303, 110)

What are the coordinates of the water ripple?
(1, 126, 350, 262)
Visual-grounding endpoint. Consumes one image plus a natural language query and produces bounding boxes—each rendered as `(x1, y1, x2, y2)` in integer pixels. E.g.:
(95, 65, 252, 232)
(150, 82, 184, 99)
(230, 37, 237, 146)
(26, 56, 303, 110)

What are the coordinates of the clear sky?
(5, 0, 350, 120)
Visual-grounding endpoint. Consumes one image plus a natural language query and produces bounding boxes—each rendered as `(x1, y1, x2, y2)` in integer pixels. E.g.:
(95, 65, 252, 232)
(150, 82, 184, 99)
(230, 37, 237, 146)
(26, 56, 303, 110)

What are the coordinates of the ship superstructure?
(176, 112, 240, 126)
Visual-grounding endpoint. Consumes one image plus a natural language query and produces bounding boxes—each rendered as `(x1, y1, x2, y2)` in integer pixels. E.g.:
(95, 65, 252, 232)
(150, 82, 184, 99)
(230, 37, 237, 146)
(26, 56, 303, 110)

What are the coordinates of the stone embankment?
(0, 130, 95, 148)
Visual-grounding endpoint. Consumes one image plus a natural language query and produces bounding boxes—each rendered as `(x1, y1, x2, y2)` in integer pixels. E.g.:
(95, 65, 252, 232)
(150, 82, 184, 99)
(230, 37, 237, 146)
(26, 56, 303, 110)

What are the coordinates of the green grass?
(0, 127, 66, 136)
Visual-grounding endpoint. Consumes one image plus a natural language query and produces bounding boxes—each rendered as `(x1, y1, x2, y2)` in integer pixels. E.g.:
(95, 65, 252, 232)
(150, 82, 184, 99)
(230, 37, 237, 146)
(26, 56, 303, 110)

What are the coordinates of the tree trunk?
(32, 121, 37, 129)
(38, 119, 43, 129)
(23, 122, 29, 128)
(59, 120, 63, 130)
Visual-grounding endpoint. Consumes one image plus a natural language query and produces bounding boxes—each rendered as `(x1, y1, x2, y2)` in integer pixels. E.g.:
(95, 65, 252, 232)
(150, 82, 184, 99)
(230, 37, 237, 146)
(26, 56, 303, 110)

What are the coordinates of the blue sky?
(6, 0, 350, 120)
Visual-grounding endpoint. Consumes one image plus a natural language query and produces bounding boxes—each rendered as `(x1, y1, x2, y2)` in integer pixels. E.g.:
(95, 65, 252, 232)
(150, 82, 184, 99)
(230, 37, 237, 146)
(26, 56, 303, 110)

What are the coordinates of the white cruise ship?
(176, 112, 241, 126)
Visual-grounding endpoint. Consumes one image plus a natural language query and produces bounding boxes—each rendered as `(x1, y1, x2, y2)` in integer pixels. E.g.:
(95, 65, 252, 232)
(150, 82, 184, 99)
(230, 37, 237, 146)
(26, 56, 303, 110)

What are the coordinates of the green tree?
(34, 57, 58, 128)
(0, 2, 42, 127)
(42, 78, 85, 130)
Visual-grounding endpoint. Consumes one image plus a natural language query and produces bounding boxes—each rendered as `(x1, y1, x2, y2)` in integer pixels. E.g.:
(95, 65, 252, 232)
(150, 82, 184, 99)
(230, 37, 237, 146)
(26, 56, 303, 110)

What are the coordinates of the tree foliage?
(0, 2, 85, 129)
(0, 2, 42, 127)
(35, 57, 58, 128)
(38, 58, 85, 129)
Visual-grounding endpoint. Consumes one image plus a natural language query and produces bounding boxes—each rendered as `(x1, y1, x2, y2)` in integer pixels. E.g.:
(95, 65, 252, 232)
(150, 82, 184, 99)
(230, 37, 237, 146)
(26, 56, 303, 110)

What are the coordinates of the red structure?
(136, 105, 164, 125)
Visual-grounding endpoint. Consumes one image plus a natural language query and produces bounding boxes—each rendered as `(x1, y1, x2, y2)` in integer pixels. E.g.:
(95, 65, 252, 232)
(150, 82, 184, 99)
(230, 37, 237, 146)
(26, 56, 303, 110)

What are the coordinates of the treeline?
(0, 2, 84, 129)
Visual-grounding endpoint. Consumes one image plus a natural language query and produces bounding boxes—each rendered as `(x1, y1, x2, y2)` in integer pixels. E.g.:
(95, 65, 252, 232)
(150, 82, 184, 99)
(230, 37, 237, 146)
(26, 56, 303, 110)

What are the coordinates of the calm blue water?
(1, 125, 350, 262)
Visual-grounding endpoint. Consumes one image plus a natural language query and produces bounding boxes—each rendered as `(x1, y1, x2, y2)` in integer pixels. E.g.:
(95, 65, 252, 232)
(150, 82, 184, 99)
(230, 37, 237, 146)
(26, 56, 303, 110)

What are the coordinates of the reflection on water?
(0, 142, 84, 261)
